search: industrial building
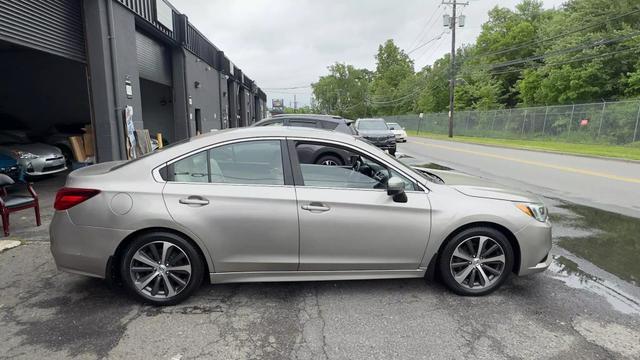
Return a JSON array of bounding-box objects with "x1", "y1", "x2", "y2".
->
[{"x1": 0, "y1": 0, "x2": 267, "y2": 162}]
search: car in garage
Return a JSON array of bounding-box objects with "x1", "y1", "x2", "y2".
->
[
  {"x1": 50, "y1": 126, "x2": 552, "y2": 305},
  {"x1": 387, "y1": 122, "x2": 407, "y2": 143},
  {"x1": 0, "y1": 154, "x2": 22, "y2": 182},
  {"x1": 354, "y1": 118, "x2": 396, "y2": 155},
  {"x1": 0, "y1": 131, "x2": 67, "y2": 177}
]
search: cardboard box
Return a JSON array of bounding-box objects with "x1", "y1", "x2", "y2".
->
[
  {"x1": 83, "y1": 124, "x2": 95, "y2": 157},
  {"x1": 69, "y1": 136, "x2": 86, "y2": 162}
]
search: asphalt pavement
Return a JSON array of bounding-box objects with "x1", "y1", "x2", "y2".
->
[
  {"x1": 398, "y1": 137, "x2": 640, "y2": 219},
  {"x1": 1, "y1": 154, "x2": 640, "y2": 359}
]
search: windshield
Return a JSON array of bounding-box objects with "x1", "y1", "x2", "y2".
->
[
  {"x1": 358, "y1": 120, "x2": 388, "y2": 131},
  {"x1": 387, "y1": 123, "x2": 401, "y2": 129}
]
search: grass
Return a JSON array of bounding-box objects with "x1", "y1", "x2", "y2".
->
[{"x1": 407, "y1": 130, "x2": 640, "y2": 161}]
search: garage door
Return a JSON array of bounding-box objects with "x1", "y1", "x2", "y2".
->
[
  {"x1": 0, "y1": 0, "x2": 85, "y2": 63},
  {"x1": 136, "y1": 31, "x2": 172, "y2": 86}
]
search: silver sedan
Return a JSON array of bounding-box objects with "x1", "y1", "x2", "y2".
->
[{"x1": 50, "y1": 127, "x2": 551, "y2": 305}]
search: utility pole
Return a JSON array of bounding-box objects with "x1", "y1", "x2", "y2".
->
[
  {"x1": 442, "y1": 0, "x2": 468, "y2": 138},
  {"x1": 294, "y1": 94, "x2": 297, "y2": 112}
]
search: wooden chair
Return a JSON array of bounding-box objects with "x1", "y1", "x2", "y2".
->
[{"x1": 0, "y1": 174, "x2": 41, "y2": 237}]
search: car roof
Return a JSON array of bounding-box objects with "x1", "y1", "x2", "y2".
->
[
  {"x1": 356, "y1": 118, "x2": 385, "y2": 121},
  {"x1": 268, "y1": 114, "x2": 350, "y2": 123}
]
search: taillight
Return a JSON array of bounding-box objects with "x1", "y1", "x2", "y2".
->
[{"x1": 54, "y1": 188, "x2": 101, "y2": 210}]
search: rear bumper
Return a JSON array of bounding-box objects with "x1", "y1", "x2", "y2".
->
[
  {"x1": 514, "y1": 220, "x2": 552, "y2": 276},
  {"x1": 49, "y1": 211, "x2": 130, "y2": 278}
]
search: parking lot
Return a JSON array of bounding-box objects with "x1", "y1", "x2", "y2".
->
[{"x1": 1, "y1": 161, "x2": 640, "y2": 360}]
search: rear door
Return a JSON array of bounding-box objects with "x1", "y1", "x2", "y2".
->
[{"x1": 162, "y1": 138, "x2": 299, "y2": 272}]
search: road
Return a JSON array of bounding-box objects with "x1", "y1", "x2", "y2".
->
[{"x1": 398, "y1": 137, "x2": 640, "y2": 219}]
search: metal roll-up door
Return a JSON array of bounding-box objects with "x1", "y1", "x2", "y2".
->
[
  {"x1": 0, "y1": 0, "x2": 86, "y2": 63},
  {"x1": 136, "y1": 31, "x2": 172, "y2": 86}
]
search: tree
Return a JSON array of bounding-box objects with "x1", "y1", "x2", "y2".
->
[
  {"x1": 369, "y1": 40, "x2": 416, "y2": 115},
  {"x1": 311, "y1": 63, "x2": 372, "y2": 119}
]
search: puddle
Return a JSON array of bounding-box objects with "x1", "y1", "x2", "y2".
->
[
  {"x1": 411, "y1": 162, "x2": 453, "y2": 171},
  {"x1": 551, "y1": 201, "x2": 640, "y2": 286},
  {"x1": 549, "y1": 256, "x2": 640, "y2": 314}
]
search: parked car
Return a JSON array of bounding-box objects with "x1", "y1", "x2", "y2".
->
[
  {"x1": 50, "y1": 126, "x2": 551, "y2": 305},
  {"x1": 254, "y1": 114, "x2": 357, "y2": 165},
  {"x1": 0, "y1": 131, "x2": 67, "y2": 177},
  {"x1": 387, "y1": 122, "x2": 407, "y2": 142},
  {"x1": 253, "y1": 114, "x2": 357, "y2": 135},
  {"x1": 355, "y1": 118, "x2": 396, "y2": 155},
  {"x1": 0, "y1": 154, "x2": 22, "y2": 182}
]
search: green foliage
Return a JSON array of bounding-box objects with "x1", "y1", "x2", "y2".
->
[{"x1": 310, "y1": 0, "x2": 640, "y2": 121}]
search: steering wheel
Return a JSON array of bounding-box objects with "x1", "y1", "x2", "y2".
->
[{"x1": 372, "y1": 169, "x2": 389, "y2": 184}]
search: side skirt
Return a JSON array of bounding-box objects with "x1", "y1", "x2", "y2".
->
[{"x1": 210, "y1": 268, "x2": 427, "y2": 284}]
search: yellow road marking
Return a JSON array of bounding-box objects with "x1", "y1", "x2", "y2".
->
[{"x1": 411, "y1": 139, "x2": 640, "y2": 185}]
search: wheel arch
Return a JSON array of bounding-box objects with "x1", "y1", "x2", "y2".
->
[
  {"x1": 107, "y1": 227, "x2": 212, "y2": 284},
  {"x1": 313, "y1": 150, "x2": 347, "y2": 165},
  {"x1": 431, "y1": 221, "x2": 521, "y2": 277}
]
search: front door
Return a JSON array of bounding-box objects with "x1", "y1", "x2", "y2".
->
[
  {"x1": 162, "y1": 139, "x2": 299, "y2": 272},
  {"x1": 291, "y1": 140, "x2": 431, "y2": 271}
]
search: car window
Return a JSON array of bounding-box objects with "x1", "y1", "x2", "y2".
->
[
  {"x1": 289, "y1": 120, "x2": 318, "y2": 128},
  {"x1": 320, "y1": 121, "x2": 338, "y2": 130},
  {"x1": 170, "y1": 151, "x2": 209, "y2": 183},
  {"x1": 387, "y1": 123, "x2": 400, "y2": 130},
  {"x1": 167, "y1": 140, "x2": 285, "y2": 185},
  {"x1": 294, "y1": 141, "x2": 414, "y2": 190},
  {"x1": 209, "y1": 140, "x2": 284, "y2": 185},
  {"x1": 357, "y1": 120, "x2": 388, "y2": 131},
  {"x1": 260, "y1": 119, "x2": 284, "y2": 126}
]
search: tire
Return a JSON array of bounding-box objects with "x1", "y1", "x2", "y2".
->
[
  {"x1": 120, "y1": 232, "x2": 204, "y2": 306},
  {"x1": 315, "y1": 154, "x2": 343, "y2": 166},
  {"x1": 438, "y1": 227, "x2": 513, "y2": 296},
  {"x1": 388, "y1": 148, "x2": 396, "y2": 156}
]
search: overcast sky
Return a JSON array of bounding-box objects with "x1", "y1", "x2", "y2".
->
[{"x1": 171, "y1": 0, "x2": 566, "y2": 107}]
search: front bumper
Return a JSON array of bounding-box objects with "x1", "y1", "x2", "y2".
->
[
  {"x1": 20, "y1": 155, "x2": 67, "y2": 176},
  {"x1": 514, "y1": 220, "x2": 552, "y2": 276},
  {"x1": 50, "y1": 211, "x2": 131, "y2": 278}
]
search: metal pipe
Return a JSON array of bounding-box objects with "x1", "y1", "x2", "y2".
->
[
  {"x1": 105, "y1": 0, "x2": 126, "y2": 159},
  {"x1": 597, "y1": 101, "x2": 606, "y2": 138},
  {"x1": 633, "y1": 101, "x2": 640, "y2": 143}
]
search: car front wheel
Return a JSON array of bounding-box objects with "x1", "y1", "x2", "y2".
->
[
  {"x1": 121, "y1": 232, "x2": 204, "y2": 305},
  {"x1": 438, "y1": 227, "x2": 513, "y2": 296}
]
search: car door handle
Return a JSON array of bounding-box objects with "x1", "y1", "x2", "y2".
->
[
  {"x1": 179, "y1": 196, "x2": 209, "y2": 206},
  {"x1": 301, "y1": 202, "x2": 330, "y2": 212}
]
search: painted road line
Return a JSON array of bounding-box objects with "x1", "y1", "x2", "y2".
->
[{"x1": 411, "y1": 139, "x2": 640, "y2": 185}]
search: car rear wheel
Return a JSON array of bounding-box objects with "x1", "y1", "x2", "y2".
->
[
  {"x1": 121, "y1": 232, "x2": 204, "y2": 305},
  {"x1": 316, "y1": 154, "x2": 343, "y2": 166},
  {"x1": 438, "y1": 227, "x2": 513, "y2": 296}
]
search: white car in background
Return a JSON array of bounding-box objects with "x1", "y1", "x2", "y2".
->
[{"x1": 387, "y1": 122, "x2": 407, "y2": 142}]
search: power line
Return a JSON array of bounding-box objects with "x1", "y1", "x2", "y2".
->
[
  {"x1": 407, "y1": 3, "x2": 443, "y2": 51},
  {"x1": 472, "y1": 7, "x2": 640, "y2": 60},
  {"x1": 407, "y1": 31, "x2": 447, "y2": 55},
  {"x1": 484, "y1": 31, "x2": 640, "y2": 70},
  {"x1": 262, "y1": 85, "x2": 312, "y2": 90}
]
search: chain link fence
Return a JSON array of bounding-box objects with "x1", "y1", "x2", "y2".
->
[{"x1": 384, "y1": 99, "x2": 640, "y2": 145}]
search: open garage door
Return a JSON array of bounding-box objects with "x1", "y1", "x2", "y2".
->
[
  {"x1": 0, "y1": 0, "x2": 86, "y2": 63},
  {"x1": 136, "y1": 31, "x2": 175, "y2": 144}
]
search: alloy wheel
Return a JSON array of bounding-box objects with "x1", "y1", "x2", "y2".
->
[
  {"x1": 321, "y1": 159, "x2": 339, "y2": 166},
  {"x1": 449, "y1": 235, "x2": 505, "y2": 290},
  {"x1": 129, "y1": 241, "x2": 192, "y2": 299}
]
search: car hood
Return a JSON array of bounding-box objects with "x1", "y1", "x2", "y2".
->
[
  {"x1": 413, "y1": 167, "x2": 539, "y2": 203},
  {"x1": 358, "y1": 130, "x2": 393, "y2": 137},
  {"x1": 0, "y1": 143, "x2": 62, "y2": 156}
]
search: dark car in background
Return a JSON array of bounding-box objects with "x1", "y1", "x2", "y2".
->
[
  {"x1": 355, "y1": 118, "x2": 396, "y2": 155},
  {"x1": 253, "y1": 114, "x2": 357, "y2": 135},
  {"x1": 253, "y1": 114, "x2": 357, "y2": 165}
]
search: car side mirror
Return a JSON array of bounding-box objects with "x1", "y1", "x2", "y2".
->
[{"x1": 387, "y1": 177, "x2": 407, "y2": 203}]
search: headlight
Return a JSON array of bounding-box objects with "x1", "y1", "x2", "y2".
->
[
  {"x1": 11, "y1": 150, "x2": 38, "y2": 160},
  {"x1": 516, "y1": 203, "x2": 548, "y2": 222}
]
